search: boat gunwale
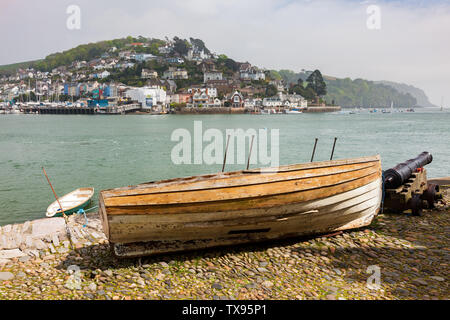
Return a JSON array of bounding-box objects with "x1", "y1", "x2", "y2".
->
[
  {"x1": 101, "y1": 155, "x2": 381, "y2": 197},
  {"x1": 107, "y1": 179, "x2": 382, "y2": 222},
  {"x1": 104, "y1": 162, "x2": 379, "y2": 200},
  {"x1": 104, "y1": 170, "x2": 381, "y2": 210}
]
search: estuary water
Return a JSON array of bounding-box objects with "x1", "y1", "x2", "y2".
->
[{"x1": 0, "y1": 110, "x2": 449, "y2": 225}]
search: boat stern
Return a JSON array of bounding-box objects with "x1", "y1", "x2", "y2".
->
[{"x1": 98, "y1": 191, "x2": 111, "y2": 242}]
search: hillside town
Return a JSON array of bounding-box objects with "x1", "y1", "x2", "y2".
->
[{"x1": 0, "y1": 37, "x2": 335, "y2": 115}]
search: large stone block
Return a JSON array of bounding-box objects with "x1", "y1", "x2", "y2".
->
[
  {"x1": 22, "y1": 221, "x2": 32, "y2": 234},
  {"x1": 31, "y1": 218, "x2": 66, "y2": 238},
  {"x1": 0, "y1": 271, "x2": 15, "y2": 281},
  {"x1": 0, "y1": 258, "x2": 10, "y2": 266},
  {"x1": 0, "y1": 249, "x2": 26, "y2": 259}
]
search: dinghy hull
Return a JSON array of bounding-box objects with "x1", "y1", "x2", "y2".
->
[
  {"x1": 46, "y1": 187, "x2": 95, "y2": 217},
  {"x1": 99, "y1": 156, "x2": 382, "y2": 257}
]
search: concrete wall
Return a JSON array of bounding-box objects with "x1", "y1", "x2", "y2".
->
[
  {"x1": 175, "y1": 107, "x2": 246, "y2": 114},
  {"x1": 303, "y1": 106, "x2": 342, "y2": 113}
]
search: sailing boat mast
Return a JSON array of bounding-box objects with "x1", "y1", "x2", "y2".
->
[{"x1": 441, "y1": 97, "x2": 444, "y2": 112}]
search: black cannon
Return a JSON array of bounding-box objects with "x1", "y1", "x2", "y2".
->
[
  {"x1": 383, "y1": 152, "x2": 442, "y2": 216},
  {"x1": 384, "y1": 152, "x2": 433, "y2": 189}
]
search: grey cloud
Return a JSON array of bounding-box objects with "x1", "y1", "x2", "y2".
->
[{"x1": 0, "y1": 0, "x2": 448, "y2": 104}]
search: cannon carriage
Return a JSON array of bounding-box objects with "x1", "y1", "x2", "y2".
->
[{"x1": 383, "y1": 152, "x2": 442, "y2": 216}]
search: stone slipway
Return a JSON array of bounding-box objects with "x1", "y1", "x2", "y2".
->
[
  {"x1": 0, "y1": 189, "x2": 448, "y2": 300},
  {"x1": 0, "y1": 213, "x2": 107, "y2": 267}
]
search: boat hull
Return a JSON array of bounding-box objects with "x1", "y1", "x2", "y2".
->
[
  {"x1": 99, "y1": 156, "x2": 382, "y2": 256},
  {"x1": 46, "y1": 187, "x2": 95, "y2": 218},
  {"x1": 51, "y1": 199, "x2": 92, "y2": 217}
]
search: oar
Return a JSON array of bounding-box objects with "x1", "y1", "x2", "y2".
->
[{"x1": 42, "y1": 167, "x2": 74, "y2": 248}]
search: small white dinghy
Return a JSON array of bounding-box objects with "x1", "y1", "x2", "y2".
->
[{"x1": 46, "y1": 187, "x2": 95, "y2": 217}]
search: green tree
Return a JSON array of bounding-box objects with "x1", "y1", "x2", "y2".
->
[
  {"x1": 306, "y1": 69, "x2": 327, "y2": 97},
  {"x1": 265, "y1": 84, "x2": 277, "y2": 97},
  {"x1": 173, "y1": 37, "x2": 191, "y2": 56},
  {"x1": 189, "y1": 38, "x2": 211, "y2": 54},
  {"x1": 223, "y1": 58, "x2": 238, "y2": 72}
]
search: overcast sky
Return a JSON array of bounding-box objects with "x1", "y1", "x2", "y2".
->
[{"x1": 0, "y1": 0, "x2": 449, "y2": 105}]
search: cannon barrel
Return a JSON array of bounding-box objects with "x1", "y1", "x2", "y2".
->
[{"x1": 384, "y1": 152, "x2": 433, "y2": 189}]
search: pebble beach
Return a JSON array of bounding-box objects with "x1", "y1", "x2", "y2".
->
[{"x1": 0, "y1": 188, "x2": 448, "y2": 300}]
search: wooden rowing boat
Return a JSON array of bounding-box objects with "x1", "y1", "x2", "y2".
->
[
  {"x1": 99, "y1": 155, "x2": 382, "y2": 257},
  {"x1": 46, "y1": 187, "x2": 95, "y2": 217}
]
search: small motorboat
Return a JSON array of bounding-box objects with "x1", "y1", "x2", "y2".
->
[
  {"x1": 46, "y1": 187, "x2": 95, "y2": 217},
  {"x1": 285, "y1": 109, "x2": 303, "y2": 114}
]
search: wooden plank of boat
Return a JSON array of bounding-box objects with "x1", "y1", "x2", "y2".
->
[
  {"x1": 99, "y1": 155, "x2": 382, "y2": 257},
  {"x1": 46, "y1": 187, "x2": 95, "y2": 217}
]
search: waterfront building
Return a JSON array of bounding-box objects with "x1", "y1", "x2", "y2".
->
[
  {"x1": 167, "y1": 93, "x2": 191, "y2": 105},
  {"x1": 125, "y1": 86, "x2": 167, "y2": 108},
  {"x1": 64, "y1": 83, "x2": 80, "y2": 97},
  {"x1": 187, "y1": 87, "x2": 217, "y2": 99},
  {"x1": 229, "y1": 91, "x2": 244, "y2": 108},
  {"x1": 262, "y1": 97, "x2": 283, "y2": 108}
]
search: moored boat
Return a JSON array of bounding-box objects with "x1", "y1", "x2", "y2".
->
[
  {"x1": 99, "y1": 155, "x2": 382, "y2": 257},
  {"x1": 285, "y1": 109, "x2": 303, "y2": 114},
  {"x1": 46, "y1": 187, "x2": 95, "y2": 217}
]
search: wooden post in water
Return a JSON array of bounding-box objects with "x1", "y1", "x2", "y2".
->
[
  {"x1": 246, "y1": 135, "x2": 255, "y2": 170},
  {"x1": 330, "y1": 137, "x2": 337, "y2": 160},
  {"x1": 222, "y1": 135, "x2": 231, "y2": 172},
  {"x1": 310, "y1": 138, "x2": 318, "y2": 162}
]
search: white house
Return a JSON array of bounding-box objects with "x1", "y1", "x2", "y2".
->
[
  {"x1": 119, "y1": 51, "x2": 134, "y2": 59},
  {"x1": 158, "y1": 46, "x2": 172, "y2": 54},
  {"x1": 92, "y1": 71, "x2": 111, "y2": 79},
  {"x1": 125, "y1": 86, "x2": 167, "y2": 108},
  {"x1": 281, "y1": 93, "x2": 308, "y2": 108},
  {"x1": 187, "y1": 87, "x2": 217, "y2": 99},
  {"x1": 204, "y1": 72, "x2": 223, "y2": 83},
  {"x1": 240, "y1": 68, "x2": 266, "y2": 81},
  {"x1": 262, "y1": 97, "x2": 283, "y2": 108},
  {"x1": 134, "y1": 54, "x2": 156, "y2": 62}
]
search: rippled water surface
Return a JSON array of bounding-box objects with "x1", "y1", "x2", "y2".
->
[{"x1": 0, "y1": 110, "x2": 449, "y2": 225}]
